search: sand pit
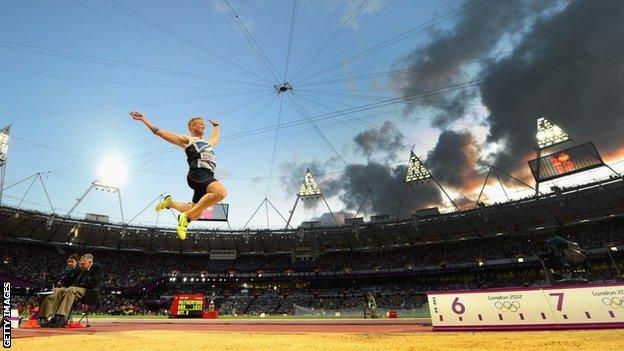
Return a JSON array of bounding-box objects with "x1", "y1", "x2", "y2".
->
[{"x1": 10, "y1": 329, "x2": 624, "y2": 351}]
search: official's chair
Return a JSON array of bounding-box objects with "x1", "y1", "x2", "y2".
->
[{"x1": 67, "y1": 288, "x2": 99, "y2": 328}]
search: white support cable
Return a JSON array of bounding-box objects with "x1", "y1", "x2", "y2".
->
[
  {"x1": 127, "y1": 193, "x2": 163, "y2": 226},
  {"x1": 36, "y1": 172, "x2": 56, "y2": 214},
  {"x1": 102, "y1": 0, "x2": 275, "y2": 85},
  {"x1": 294, "y1": 0, "x2": 489, "y2": 84},
  {"x1": 283, "y1": 0, "x2": 298, "y2": 81},
  {"x1": 69, "y1": 0, "x2": 268, "y2": 86},
  {"x1": 211, "y1": 43, "x2": 624, "y2": 148},
  {"x1": 0, "y1": 40, "x2": 266, "y2": 87},
  {"x1": 222, "y1": 0, "x2": 281, "y2": 82},
  {"x1": 289, "y1": 0, "x2": 371, "y2": 82},
  {"x1": 287, "y1": 91, "x2": 398, "y2": 214},
  {"x1": 16, "y1": 176, "x2": 37, "y2": 209},
  {"x1": 265, "y1": 96, "x2": 285, "y2": 196}
]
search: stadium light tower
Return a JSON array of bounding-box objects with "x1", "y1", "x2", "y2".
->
[
  {"x1": 285, "y1": 169, "x2": 337, "y2": 229},
  {"x1": 298, "y1": 169, "x2": 322, "y2": 197},
  {"x1": 535, "y1": 116, "x2": 571, "y2": 196},
  {"x1": 536, "y1": 117, "x2": 570, "y2": 149},
  {"x1": 4, "y1": 172, "x2": 56, "y2": 213},
  {"x1": 66, "y1": 154, "x2": 128, "y2": 223},
  {"x1": 66, "y1": 180, "x2": 125, "y2": 224},
  {"x1": 0, "y1": 125, "x2": 11, "y2": 206},
  {"x1": 405, "y1": 151, "x2": 460, "y2": 211},
  {"x1": 405, "y1": 151, "x2": 432, "y2": 183}
]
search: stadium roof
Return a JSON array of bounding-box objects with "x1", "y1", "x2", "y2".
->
[{"x1": 2, "y1": 177, "x2": 623, "y2": 254}]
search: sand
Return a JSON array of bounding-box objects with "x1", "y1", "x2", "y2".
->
[{"x1": 10, "y1": 330, "x2": 624, "y2": 351}]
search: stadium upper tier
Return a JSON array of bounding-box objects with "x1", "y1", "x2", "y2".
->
[{"x1": 1, "y1": 176, "x2": 623, "y2": 254}]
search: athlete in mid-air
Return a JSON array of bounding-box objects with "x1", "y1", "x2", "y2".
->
[{"x1": 130, "y1": 111, "x2": 227, "y2": 240}]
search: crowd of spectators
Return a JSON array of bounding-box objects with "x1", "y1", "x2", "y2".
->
[
  {"x1": 0, "y1": 219, "x2": 624, "y2": 288},
  {"x1": 0, "y1": 218, "x2": 624, "y2": 315},
  {"x1": 11, "y1": 263, "x2": 621, "y2": 317},
  {"x1": 210, "y1": 274, "x2": 535, "y2": 316}
]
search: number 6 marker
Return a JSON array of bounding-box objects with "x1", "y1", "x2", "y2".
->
[{"x1": 452, "y1": 297, "x2": 466, "y2": 314}]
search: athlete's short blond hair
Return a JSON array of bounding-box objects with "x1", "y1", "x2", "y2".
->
[{"x1": 187, "y1": 116, "x2": 204, "y2": 131}]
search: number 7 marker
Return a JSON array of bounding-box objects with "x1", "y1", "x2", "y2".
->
[{"x1": 549, "y1": 292, "x2": 564, "y2": 311}]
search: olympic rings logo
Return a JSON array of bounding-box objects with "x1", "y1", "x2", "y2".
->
[
  {"x1": 494, "y1": 301, "x2": 521, "y2": 312},
  {"x1": 601, "y1": 297, "x2": 624, "y2": 309}
]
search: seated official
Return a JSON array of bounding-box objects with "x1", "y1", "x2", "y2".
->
[
  {"x1": 39, "y1": 254, "x2": 102, "y2": 327},
  {"x1": 58, "y1": 253, "x2": 80, "y2": 287}
]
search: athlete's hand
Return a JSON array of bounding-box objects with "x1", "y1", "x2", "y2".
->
[
  {"x1": 208, "y1": 119, "x2": 219, "y2": 126},
  {"x1": 130, "y1": 111, "x2": 146, "y2": 121}
]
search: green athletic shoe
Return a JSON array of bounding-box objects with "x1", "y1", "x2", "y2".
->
[
  {"x1": 155, "y1": 195, "x2": 173, "y2": 212},
  {"x1": 176, "y1": 212, "x2": 189, "y2": 240}
]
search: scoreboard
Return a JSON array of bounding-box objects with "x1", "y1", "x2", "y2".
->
[
  {"x1": 197, "y1": 203, "x2": 229, "y2": 222},
  {"x1": 528, "y1": 142, "x2": 604, "y2": 182},
  {"x1": 428, "y1": 283, "x2": 624, "y2": 331},
  {"x1": 169, "y1": 294, "x2": 205, "y2": 318}
]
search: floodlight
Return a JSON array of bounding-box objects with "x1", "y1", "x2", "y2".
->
[
  {"x1": 516, "y1": 257, "x2": 524, "y2": 263},
  {"x1": 46, "y1": 217, "x2": 54, "y2": 230},
  {"x1": 0, "y1": 126, "x2": 10, "y2": 166},
  {"x1": 298, "y1": 169, "x2": 322, "y2": 197},
  {"x1": 287, "y1": 168, "x2": 337, "y2": 229},
  {"x1": 610, "y1": 246, "x2": 618, "y2": 252},
  {"x1": 536, "y1": 117, "x2": 570, "y2": 149},
  {"x1": 405, "y1": 151, "x2": 431, "y2": 183}
]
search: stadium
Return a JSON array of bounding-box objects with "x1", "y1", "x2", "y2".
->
[{"x1": 2, "y1": 1, "x2": 624, "y2": 350}]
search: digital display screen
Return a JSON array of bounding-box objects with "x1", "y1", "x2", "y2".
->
[
  {"x1": 177, "y1": 300, "x2": 203, "y2": 313},
  {"x1": 169, "y1": 294, "x2": 205, "y2": 317},
  {"x1": 528, "y1": 142, "x2": 604, "y2": 182},
  {"x1": 197, "y1": 203, "x2": 229, "y2": 222}
]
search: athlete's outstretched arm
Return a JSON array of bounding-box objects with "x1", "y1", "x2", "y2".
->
[
  {"x1": 130, "y1": 111, "x2": 188, "y2": 148},
  {"x1": 208, "y1": 119, "x2": 220, "y2": 146}
]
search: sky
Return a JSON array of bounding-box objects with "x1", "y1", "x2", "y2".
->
[{"x1": 1, "y1": 0, "x2": 624, "y2": 230}]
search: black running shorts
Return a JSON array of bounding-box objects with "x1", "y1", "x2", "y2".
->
[{"x1": 187, "y1": 168, "x2": 217, "y2": 203}]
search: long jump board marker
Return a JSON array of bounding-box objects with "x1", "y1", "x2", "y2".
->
[{"x1": 427, "y1": 283, "x2": 624, "y2": 331}]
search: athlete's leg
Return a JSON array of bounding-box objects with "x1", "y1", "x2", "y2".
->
[
  {"x1": 176, "y1": 180, "x2": 226, "y2": 240},
  {"x1": 169, "y1": 201, "x2": 192, "y2": 212},
  {"x1": 187, "y1": 181, "x2": 227, "y2": 220},
  {"x1": 156, "y1": 195, "x2": 192, "y2": 213}
]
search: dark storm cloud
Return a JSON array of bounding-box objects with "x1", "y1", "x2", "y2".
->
[
  {"x1": 392, "y1": 0, "x2": 556, "y2": 127},
  {"x1": 353, "y1": 120, "x2": 405, "y2": 158},
  {"x1": 279, "y1": 0, "x2": 624, "y2": 225},
  {"x1": 427, "y1": 130, "x2": 485, "y2": 191},
  {"x1": 281, "y1": 159, "x2": 443, "y2": 221},
  {"x1": 281, "y1": 119, "x2": 444, "y2": 220},
  {"x1": 480, "y1": 0, "x2": 624, "y2": 174},
  {"x1": 325, "y1": 162, "x2": 442, "y2": 217}
]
